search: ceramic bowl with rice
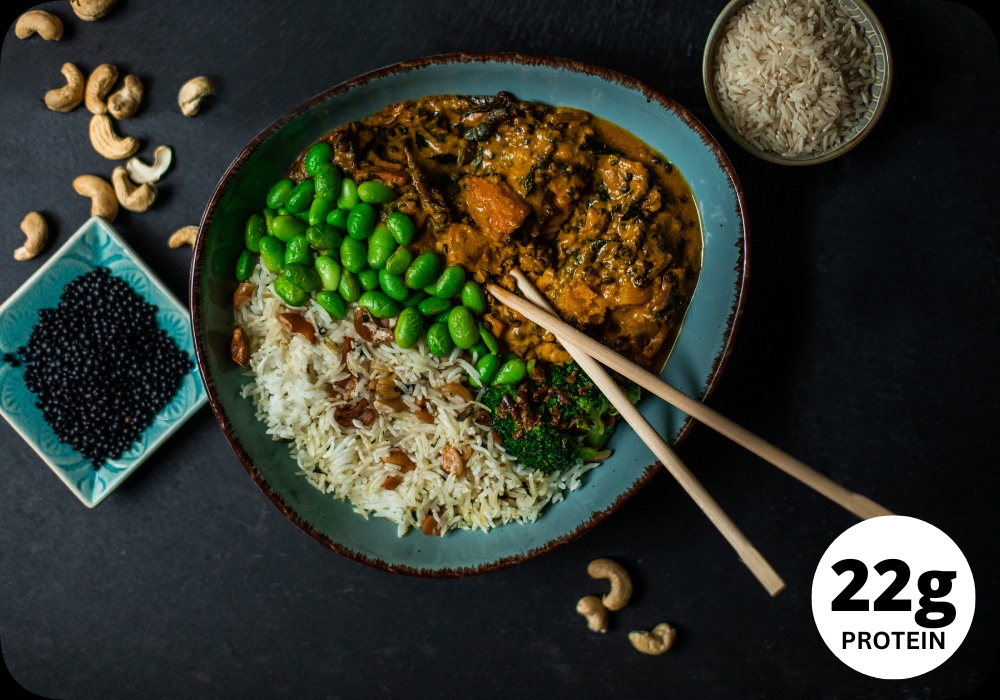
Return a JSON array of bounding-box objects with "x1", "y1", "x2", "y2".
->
[{"x1": 703, "y1": 0, "x2": 892, "y2": 165}]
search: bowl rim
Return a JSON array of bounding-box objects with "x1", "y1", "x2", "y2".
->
[
  {"x1": 190, "y1": 51, "x2": 751, "y2": 577},
  {"x1": 702, "y1": 0, "x2": 894, "y2": 166}
]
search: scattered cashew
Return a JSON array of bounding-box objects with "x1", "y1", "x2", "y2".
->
[
  {"x1": 576, "y1": 596, "x2": 608, "y2": 633},
  {"x1": 89, "y1": 114, "x2": 140, "y2": 160},
  {"x1": 85, "y1": 64, "x2": 118, "y2": 115},
  {"x1": 628, "y1": 623, "x2": 676, "y2": 655},
  {"x1": 177, "y1": 76, "x2": 216, "y2": 116},
  {"x1": 231, "y1": 327, "x2": 250, "y2": 367},
  {"x1": 111, "y1": 166, "x2": 156, "y2": 212},
  {"x1": 44, "y1": 63, "x2": 85, "y2": 113},
  {"x1": 14, "y1": 212, "x2": 48, "y2": 261},
  {"x1": 168, "y1": 226, "x2": 198, "y2": 248},
  {"x1": 107, "y1": 75, "x2": 143, "y2": 119},
  {"x1": 15, "y1": 11, "x2": 64, "y2": 41},
  {"x1": 126, "y1": 146, "x2": 172, "y2": 184},
  {"x1": 69, "y1": 0, "x2": 118, "y2": 22},
  {"x1": 587, "y1": 558, "x2": 633, "y2": 611},
  {"x1": 72, "y1": 175, "x2": 118, "y2": 222},
  {"x1": 441, "y1": 445, "x2": 464, "y2": 477}
]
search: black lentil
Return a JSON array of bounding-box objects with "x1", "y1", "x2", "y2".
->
[{"x1": 18, "y1": 267, "x2": 193, "y2": 469}]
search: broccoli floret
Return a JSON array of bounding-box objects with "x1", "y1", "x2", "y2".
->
[{"x1": 481, "y1": 385, "x2": 578, "y2": 473}]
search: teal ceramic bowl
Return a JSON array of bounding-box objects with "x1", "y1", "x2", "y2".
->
[
  {"x1": 191, "y1": 53, "x2": 748, "y2": 576},
  {"x1": 0, "y1": 216, "x2": 207, "y2": 507}
]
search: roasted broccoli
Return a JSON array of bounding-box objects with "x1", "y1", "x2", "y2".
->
[{"x1": 480, "y1": 385, "x2": 578, "y2": 473}]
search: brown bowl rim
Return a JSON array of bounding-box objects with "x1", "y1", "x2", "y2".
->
[{"x1": 189, "y1": 51, "x2": 750, "y2": 578}]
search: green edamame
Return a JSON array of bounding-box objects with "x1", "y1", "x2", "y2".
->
[
  {"x1": 273, "y1": 276, "x2": 308, "y2": 307},
  {"x1": 304, "y1": 142, "x2": 333, "y2": 175},
  {"x1": 385, "y1": 211, "x2": 415, "y2": 245},
  {"x1": 336, "y1": 178, "x2": 360, "y2": 210},
  {"x1": 378, "y1": 269, "x2": 409, "y2": 302},
  {"x1": 425, "y1": 322, "x2": 454, "y2": 357},
  {"x1": 479, "y1": 324, "x2": 499, "y2": 354},
  {"x1": 306, "y1": 222, "x2": 341, "y2": 250},
  {"x1": 308, "y1": 197, "x2": 332, "y2": 226},
  {"x1": 277, "y1": 207, "x2": 291, "y2": 216},
  {"x1": 315, "y1": 290, "x2": 347, "y2": 319},
  {"x1": 417, "y1": 295, "x2": 451, "y2": 317},
  {"x1": 394, "y1": 307, "x2": 423, "y2": 349},
  {"x1": 384, "y1": 246, "x2": 413, "y2": 276},
  {"x1": 433, "y1": 266, "x2": 466, "y2": 299},
  {"x1": 244, "y1": 213, "x2": 265, "y2": 253},
  {"x1": 346, "y1": 202, "x2": 376, "y2": 240},
  {"x1": 235, "y1": 250, "x2": 256, "y2": 282},
  {"x1": 282, "y1": 263, "x2": 321, "y2": 292},
  {"x1": 285, "y1": 179, "x2": 315, "y2": 214},
  {"x1": 403, "y1": 290, "x2": 427, "y2": 308},
  {"x1": 269, "y1": 215, "x2": 307, "y2": 242},
  {"x1": 357, "y1": 180, "x2": 396, "y2": 204},
  {"x1": 294, "y1": 209, "x2": 311, "y2": 224},
  {"x1": 284, "y1": 235, "x2": 311, "y2": 266},
  {"x1": 492, "y1": 357, "x2": 527, "y2": 386},
  {"x1": 447, "y1": 306, "x2": 478, "y2": 349},
  {"x1": 461, "y1": 281, "x2": 487, "y2": 314},
  {"x1": 263, "y1": 209, "x2": 275, "y2": 235},
  {"x1": 405, "y1": 251, "x2": 440, "y2": 289},
  {"x1": 367, "y1": 228, "x2": 396, "y2": 269},
  {"x1": 358, "y1": 290, "x2": 400, "y2": 319},
  {"x1": 469, "y1": 353, "x2": 500, "y2": 388},
  {"x1": 326, "y1": 207, "x2": 350, "y2": 230},
  {"x1": 358, "y1": 269, "x2": 379, "y2": 291},
  {"x1": 433, "y1": 309, "x2": 452, "y2": 325},
  {"x1": 339, "y1": 236, "x2": 367, "y2": 273},
  {"x1": 314, "y1": 163, "x2": 342, "y2": 202},
  {"x1": 259, "y1": 236, "x2": 286, "y2": 273},
  {"x1": 266, "y1": 178, "x2": 294, "y2": 209},
  {"x1": 314, "y1": 255, "x2": 341, "y2": 291},
  {"x1": 338, "y1": 269, "x2": 361, "y2": 303},
  {"x1": 468, "y1": 340, "x2": 489, "y2": 363}
]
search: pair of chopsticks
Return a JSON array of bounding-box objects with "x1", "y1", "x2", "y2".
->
[{"x1": 488, "y1": 270, "x2": 893, "y2": 597}]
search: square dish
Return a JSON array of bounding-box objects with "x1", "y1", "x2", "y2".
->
[{"x1": 0, "y1": 216, "x2": 207, "y2": 507}]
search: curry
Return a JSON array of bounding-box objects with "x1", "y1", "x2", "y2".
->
[{"x1": 291, "y1": 93, "x2": 702, "y2": 370}]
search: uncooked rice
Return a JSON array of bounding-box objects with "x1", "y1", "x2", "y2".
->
[
  {"x1": 713, "y1": 0, "x2": 875, "y2": 157},
  {"x1": 236, "y1": 263, "x2": 598, "y2": 536}
]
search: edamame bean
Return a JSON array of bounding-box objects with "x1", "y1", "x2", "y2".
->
[
  {"x1": 326, "y1": 208, "x2": 350, "y2": 230},
  {"x1": 405, "y1": 251, "x2": 440, "y2": 289},
  {"x1": 282, "y1": 263, "x2": 321, "y2": 292},
  {"x1": 284, "y1": 235, "x2": 311, "y2": 266},
  {"x1": 461, "y1": 281, "x2": 487, "y2": 314},
  {"x1": 447, "y1": 306, "x2": 478, "y2": 349},
  {"x1": 367, "y1": 228, "x2": 396, "y2": 269},
  {"x1": 479, "y1": 323, "x2": 499, "y2": 354},
  {"x1": 277, "y1": 207, "x2": 291, "y2": 216},
  {"x1": 314, "y1": 163, "x2": 342, "y2": 203},
  {"x1": 403, "y1": 290, "x2": 427, "y2": 308},
  {"x1": 346, "y1": 202, "x2": 376, "y2": 240},
  {"x1": 294, "y1": 209, "x2": 311, "y2": 224},
  {"x1": 235, "y1": 250, "x2": 256, "y2": 282},
  {"x1": 306, "y1": 222, "x2": 341, "y2": 250},
  {"x1": 336, "y1": 178, "x2": 360, "y2": 210},
  {"x1": 468, "y1": 340, "x2": 489, "y2": 364},
  {"x1": 304, "y1": 142, "x2": 333, "y2": 175},
  {"x1": 339, "y1": 236, "x2": 367, "y2": 273},
  {"x1": 315, "y1": 290, "x2": 347, "y2": 318},
  {"x1": 433, "y1": 266, "x2": 466, "y2": 299},
  {"x1": 285, "y1": 179, "x2": 315, "y2": 214},
  {"x1": 378, "y1": 269, "x2": 409, "y2": 302},
  {"x1": 263, "y1": 208, "x2": 275, "y2": 234},
  {"x1": 358, "y1": 290, "x2": 400, "y2": 319},
  {"x1": 338, "y1": 269, "x2": 361, "y2": 303},
  {"x1": 433, "y1": 309, "x2": 452, "y2": 325},
  {"x1": 357, "y1": 180, "x2": 396, "y2": 204},
  {"x1": 425, "y1": 322, "x2": 454, "y2": 357},
  {"x1": 244, "y1": 213, "x2": 265, "y2": 253},
  {"x1": 492, "y1": 357, "x2": 527, "y2": 386},
  {"x1": 358, "y1": 269, "x2": 379, "y2": 291},
  {"x1": 469, "y1": 353, "x2": 500, "y2": 388},
  {"x1": 385, "y1": 211, "x2": 415, "y2": 245},
  {"x1": 308, "y1": 197, "x2": 332, "y2": 227},
  {"x1": 384, "y1": 246, "x2": 413, "y2": 276},
  {"x1": 417, "y1": 295, "x2": 451, "y2": 317},
  {"x1": 273, "y1": 276, "x2": 308, "y2": 307},
  {"x1": 259, "y1": 236, "x2": 286, "y2": 273},
  {"x1": 269, "y1": 215, "x2": 307, "y2": 242},
  {"x1": 314, "y1": 255, "x2": 341, "y2": 291},
  {"x1": 394, "y1": 307, "x2": 423, "y2": 349},
  {"x1": 266, "y1": 178, "x2": 294, "y2": 209}
]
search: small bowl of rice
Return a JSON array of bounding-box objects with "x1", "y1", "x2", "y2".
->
[{"x1": 703, "y1": 0, "x2": 891, "y2": 165}]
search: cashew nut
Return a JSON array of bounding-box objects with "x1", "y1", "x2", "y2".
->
[
  {"x1": 14, "y1": 212, "x2": 48, "y2": 261},
  {"x1": 576, "y1": 596, "x2": 608, "y2": 633},
  {"x1": 587, "y1": 558, "x2": 633, "y2": 611},
  {"x1": 44, "y1": 63, "x2": 85, "y2": 113},
  {"x1": 107, "y1": 75, "x2": 143, "y2": 119},
  {"x1": 628, "y1": 623, "x2": 676, "y2": 655},
  {"x1": 72, "y1": 175, "x2": 118, "y2": 222},
  {"x1": 85, "y1": 64, "x2": 118, "y2": 115},
  {"x1": 89, "y1": 114, "x2": 139, "y2": 160},
  {"x1": 177, "y1": 76, "x2": 216, "y2": 116},
  {"x1": 69, "y1": 0, "x2": 118, "y2": 21},
  {"x1": 126, "y1": 146, "x2": 172, "y2": 184},
  {"x1": 168, "y1": 226, "x2": 198, "y2": 248},
  {"x1": 15, "y1": 11, "x2": 64, "y2": 41},
  {"x1": 111, "y1": 166, "x2": 157, "y2": 212}
]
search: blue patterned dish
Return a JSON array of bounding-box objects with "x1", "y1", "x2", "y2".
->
[{"x1": 0, "y1": 216, "x2": 207, "y2": 507}]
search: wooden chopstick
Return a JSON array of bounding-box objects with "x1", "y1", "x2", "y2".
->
[
  {"x1": 488, "y1": 278, "x2": 892, "y2": 521},
  {"x1": 507, "y1": 271, "x2": 785, "y2": 597}
]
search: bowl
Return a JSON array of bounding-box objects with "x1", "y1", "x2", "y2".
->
[
  {"x1": 191, "y1": 53, "x2": 749, "y2": 576},
  {"x1": 0, "y1": 216, "x2": 207, "y2": 507},
  {"x1": 702, "y1": 0, "x2": 892, "y2": 165}
]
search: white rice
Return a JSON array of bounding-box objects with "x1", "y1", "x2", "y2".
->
[
  {"x1": 713, "y1": 0, "x2": 875, "y2": 157},
  {"x1": 235, "y1": 263, "x2": 597, "y2": 536}
]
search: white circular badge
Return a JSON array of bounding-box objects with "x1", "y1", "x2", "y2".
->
[{"x1": 811, "y1": 516, "x2": 975, "y2": 680}]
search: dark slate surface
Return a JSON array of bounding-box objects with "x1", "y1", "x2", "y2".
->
[{"x1": 1, "y1": 1, "x2": 997, "y2": 698}]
